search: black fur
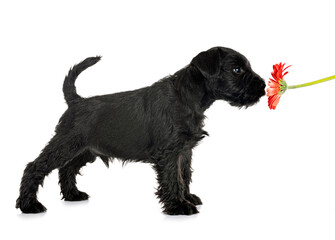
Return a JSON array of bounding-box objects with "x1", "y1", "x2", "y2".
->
[{"x1": 16, "y1": 47, "x2": 265, "y2": 215}]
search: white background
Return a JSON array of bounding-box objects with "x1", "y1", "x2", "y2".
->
[{"x1": 1, "y1": 0, "x2": 335, "y2": 239}]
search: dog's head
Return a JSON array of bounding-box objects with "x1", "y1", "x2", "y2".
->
[{"x1": 191, "y1": 47, "x2": 266, "y2": 108}]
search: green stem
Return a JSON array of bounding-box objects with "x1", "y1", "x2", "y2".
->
[{"x1": 287, "y1": 75, "x2": 335, "y2": 89}]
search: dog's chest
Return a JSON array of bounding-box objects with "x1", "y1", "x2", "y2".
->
[{"x1": 173, "y1": 110, "x2": 207, "y2": 145}]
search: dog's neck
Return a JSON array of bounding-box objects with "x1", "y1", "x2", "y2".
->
[{"x1": 172, "y1": 66, "x2": 215, "y2": 113}]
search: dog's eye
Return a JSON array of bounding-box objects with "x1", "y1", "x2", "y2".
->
[{"x1": 233, "y1": 67, "x2": 241, "y2": 74}]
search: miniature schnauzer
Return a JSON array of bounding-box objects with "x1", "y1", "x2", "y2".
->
[{"x1": 16, "y1": 47, "x2": 266, "y2": 215}]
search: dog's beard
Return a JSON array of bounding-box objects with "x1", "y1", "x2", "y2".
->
[
  {"x1": 227, "y1": 94, "x2": 262, "y2": 108},
  {"x1": 236, "y1": 93, "x2": 263, "y2": 108},
  {"x1": 216, "y1": 87, "x2": 265, "y2": 108}
]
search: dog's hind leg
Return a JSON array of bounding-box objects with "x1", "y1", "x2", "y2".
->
[
  {"x1": 58, "y1": 150, "x2": 96, "y2": 201},
  {"x1": 16, "y1": 133, "x2": 86, "y2": 213},
  {"x1": 153, "y1": 151, "x2": 199, "y2": 215}
]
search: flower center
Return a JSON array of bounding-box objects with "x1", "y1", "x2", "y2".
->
[{"x1": 278, "y1": 79, "x2": 287, "y2": 95}]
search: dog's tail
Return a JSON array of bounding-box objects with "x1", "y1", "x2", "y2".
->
[{"x1": 63, "y1": 56, "x2": 101, "y2": 106}]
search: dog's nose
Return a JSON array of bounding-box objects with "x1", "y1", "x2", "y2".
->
[
  {"x1": 255, "y1": 77, "x2": 266, "y2": 96},
  {"x1": 260, "y1": 80, "x2": 266, "y2": 95},
  {"x1": 253, "y1": 74, "x2": 266, "y2": 89}
]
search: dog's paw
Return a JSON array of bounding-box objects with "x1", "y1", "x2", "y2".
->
[
  {"x1": 164, "y1": 201, "x2": 199, "y2": 215},
  {"x1": 16, "y1": 198, "x2": 47, "y2": 214},
  {"x1": 186, "y1": 194, "x2": 202, "y2": 206},
  {"x1": 62, "y1": 190, "x2": 89, "y2": 201}
]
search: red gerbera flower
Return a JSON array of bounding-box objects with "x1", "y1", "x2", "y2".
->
[
  {"x1": 267, "y1": 63, "x2": 291, "y2": 110},
  {"x1": 266, "y1": 62, "x2": 335, "y2": 110}
]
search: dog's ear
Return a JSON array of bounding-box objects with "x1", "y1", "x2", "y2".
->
[{"x1": 191, "y1": 47, "x2": 222, "y2": 79}]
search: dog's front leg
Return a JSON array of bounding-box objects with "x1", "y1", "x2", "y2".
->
[
  {"x1": 153, "y1": 152, "x2": 199, "y2": 215},
  {"x1": 179, "y1": 150, "x2": 203, "y2": 206}
]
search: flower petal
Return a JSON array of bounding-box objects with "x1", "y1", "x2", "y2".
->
[
  {"x1": 268, "y1": 81, "x2": 279, "y2": 88},
  {"x1": 268, "y1": 95, "x2": 281, "y2": 110},
  {"x1": 283, "y1": 65, "x2": 291, "y2": 72},
  {"x1": 271, "y1": 72, "x2": 278, "y2": 81},
  {"x1": 266, "y1": 87, "x2": 280, "y2": 96}
]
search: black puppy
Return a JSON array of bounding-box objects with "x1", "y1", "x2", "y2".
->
[{"x1": 16, "y1": 47, "x2": 265, "y2": 215}]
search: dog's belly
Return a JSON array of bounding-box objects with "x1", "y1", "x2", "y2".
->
[{"x1": 89, "y1": 120, "x2": 151, "y2": 161}]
